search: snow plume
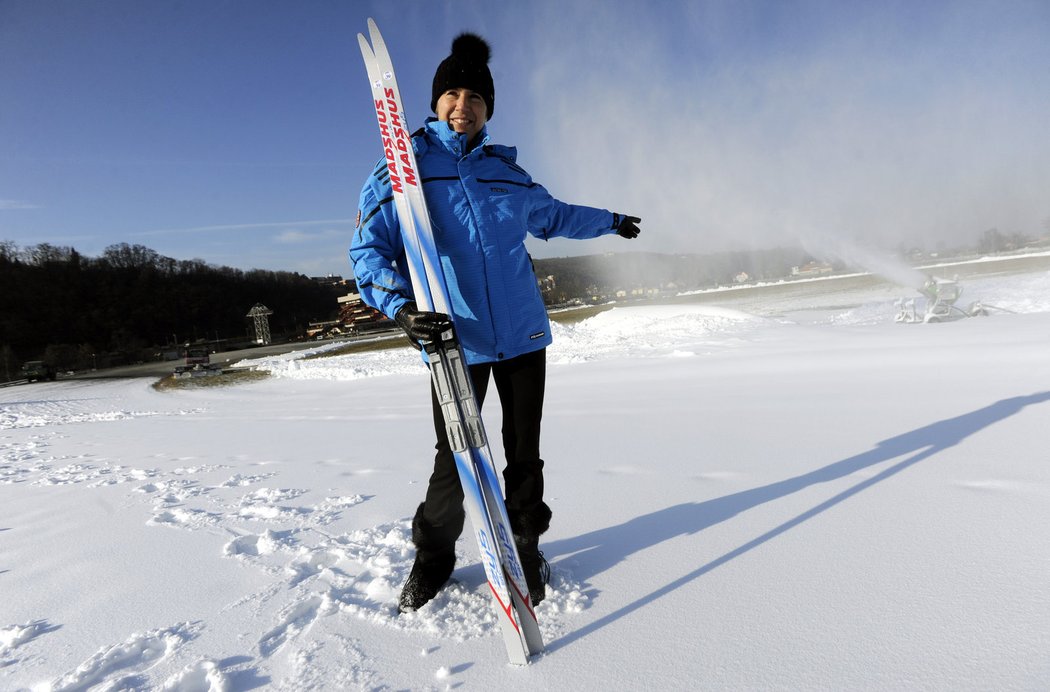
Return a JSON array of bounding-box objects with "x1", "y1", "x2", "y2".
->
[
  {"x1": 801, "y1": 232, "x2": 927, "y2": 290},
  {"x1": 519, "y1": 2, "x2": 1050, "y2": 259}
]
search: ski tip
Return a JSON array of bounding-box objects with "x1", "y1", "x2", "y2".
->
[
  {"x1": 367, "y1": 17, "x2": 385, "y2": 47},
  {"x1": 357, "y1": 33, "x2": 375, "y2": 62}
]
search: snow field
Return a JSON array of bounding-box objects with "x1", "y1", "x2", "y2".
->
[{"x1": 2, "y1": 263, "x2": 1049, "y2": 690}]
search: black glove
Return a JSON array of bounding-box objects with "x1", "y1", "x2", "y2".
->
[
  {"x1": 616, "y1": 214, "x2": 641, "y2": 239},
  {"x1": 394, "y1": 302, "x2": 452, "y2": 344}
]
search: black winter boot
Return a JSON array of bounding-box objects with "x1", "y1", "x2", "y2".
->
[
  {"x1": 509, "y1": 503, "x2": 553, "y2": 606},
  {"x1": 398, "y1": 503, "x2": 462, "y2": 614},
  {"x1": 399, "y1": 552, "x2": 455, "y2": 613},
  {"x1": 515, "y1": 534, "x2": 551, "y2": 606}
]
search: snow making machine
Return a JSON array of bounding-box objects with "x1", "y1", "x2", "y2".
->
[{"x1": 895, "y1": 276, "x2": 999, "y2": 324}]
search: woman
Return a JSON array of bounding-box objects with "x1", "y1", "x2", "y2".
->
[{"x1": 350, "y1": 32, "x2": 641, "y2": 613}]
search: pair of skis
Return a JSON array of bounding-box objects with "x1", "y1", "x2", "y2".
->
[{"x1": 357, "y1": 18, "x2": 544, "y2": 665}]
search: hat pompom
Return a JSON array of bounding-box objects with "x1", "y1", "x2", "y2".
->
[{"x1": 451, "y1": 33, "x2": 491, "y2": 64}]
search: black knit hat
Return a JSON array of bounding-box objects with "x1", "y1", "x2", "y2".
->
[{"x1": 430, "y1": 33, "x2": 495, "y2": 119}]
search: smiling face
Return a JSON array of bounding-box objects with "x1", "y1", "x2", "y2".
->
[{"x1": 435, "y1": 87, "x2": 488, "y2": 144}]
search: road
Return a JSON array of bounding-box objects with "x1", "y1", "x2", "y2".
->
[{"x1": 61, "y1": 336, "x2": 383, "y2": 381}]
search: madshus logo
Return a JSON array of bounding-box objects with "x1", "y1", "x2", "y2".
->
[{"x1": 374, "y1": 87, "x2": 416, "y2": 194}]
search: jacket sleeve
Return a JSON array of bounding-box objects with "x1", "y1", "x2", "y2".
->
[
  {"x1": 523, "y1": 182, "x2": 619, "y2": 242},
  {"x1": 348, "y1": 167, "x2": 413, "y2": 320}
]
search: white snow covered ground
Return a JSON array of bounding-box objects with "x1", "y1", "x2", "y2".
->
[{"x1": 2, "y1": 256, "x2": 1049, "y2": 691}]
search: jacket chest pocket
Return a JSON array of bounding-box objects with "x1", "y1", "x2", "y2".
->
[{"x1": 473, "y1": 187, "x2": 524, "y2": 234}]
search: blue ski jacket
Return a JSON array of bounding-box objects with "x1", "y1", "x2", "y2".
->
[{"x1": 350, "y1": 119, "x2": 622, "y2": 364}]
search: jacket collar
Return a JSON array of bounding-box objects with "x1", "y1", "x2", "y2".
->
[{"x1": 423, "y1": 118, "x2": 490, "y2": 158}]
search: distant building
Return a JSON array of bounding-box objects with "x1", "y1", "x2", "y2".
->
[
  {"x1": 337, "y1": 293, "x2": 393, "y2": 334},
  {"x1": 311, "y1": 275, "x2": 345, "y2": 287},
  {"x1": 791, "y1": 262, "x2": 834, "y2": 277}
]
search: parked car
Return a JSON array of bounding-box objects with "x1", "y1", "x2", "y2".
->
[{"x1": 22, "y1": 360, "x2": 57, "y2": 383}]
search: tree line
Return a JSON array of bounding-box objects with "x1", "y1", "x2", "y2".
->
[
  {"x1": 0, "y1": 241, "x2": 342, "y2": 380},
  {"x1": 5, "y1": 227, "x2": 1042, "y2": 380}
]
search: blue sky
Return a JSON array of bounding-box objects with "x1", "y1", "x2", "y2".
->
[{"x1": 2, "y1": 0, "x2": 1049, "y2": 276}]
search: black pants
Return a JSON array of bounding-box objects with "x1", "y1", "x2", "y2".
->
[{"x1": 420, "y1": 348, "x2": 546, "y2": 537}]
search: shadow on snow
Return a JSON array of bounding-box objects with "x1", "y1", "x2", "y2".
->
[{"x1": 546, "y1": 391, "x2": 1050, "y2": 651}]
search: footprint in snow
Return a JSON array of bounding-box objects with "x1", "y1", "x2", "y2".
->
[
  {"x1": 148, "y1": 507, "x2": 221, "y2": 530},
  {"x1": 30, "y1": 460, "x2": 99, "y2": 486},
  {"x1": 223, "y1": 529, "x2": 298, "y2": 559},
  {"x1": 258, "y1": 595, "x2": 335, "y2": 657},
  {"x1": 286, "y1": 548, "x2": 346, "y2": 586},
  {"x1": 235, "y1": 487, "x2": 313, "y2": 522},
  {"x1": 87, "y1": 465, "x2": 158, "y2": 488},
  {"x1": 43, "y1": 622, "x2": 199, "y2": 692},
  {"x1": 307, "y1": 494, "x2": 367, "y2": 527},
  {"x1": 137, "y1": 478, "x2": 211, "y2": 506},
  {"x1": 1, "y1": 620, "x2": 59, "y2": 664},
  {"x1": 161, "y1": 658, "x2": 230, "y2": 691},
  {"x1": 218, "y1": 472, "x2": 275, "y2": 488}
]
